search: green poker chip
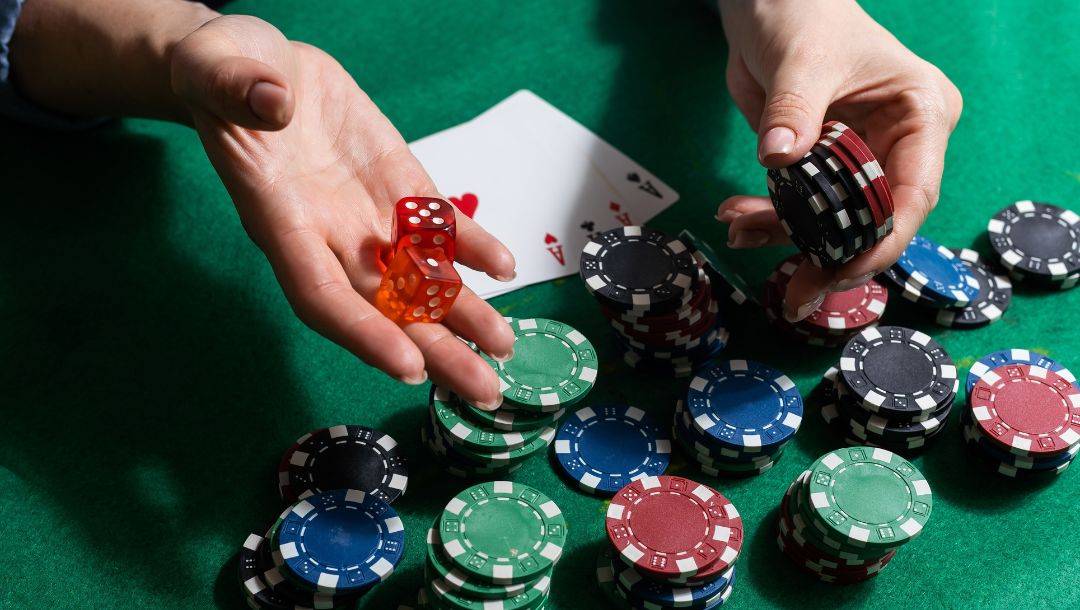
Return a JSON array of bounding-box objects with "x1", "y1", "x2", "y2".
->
[
  {"x1": 426, "y1": 523, "x2": 549, "y2": 600},
  {"x1": 438, "y1": 481, "x2": 567, "y2": 585},
  {"x1": 425, "y1": 525, "x2": 551, "y2": 608},
  {"x1": 462, "y1": 401, "x2": 567, "y2": 432},
  {"x1": 484, "y1": 317, "x2": 598, "y2": 411},
  {"x1": 789, "y1": 472, "x2": 890, "y2": 561},
  {"x1": 433, "y1": 418, "x2": 557, "y2": 466},
  {"x1": 431, "y1": 386, "x2": 543, "y2": 451},
  {"x1": 803, "y1": 446, "x2": 933, "y2": 551}
]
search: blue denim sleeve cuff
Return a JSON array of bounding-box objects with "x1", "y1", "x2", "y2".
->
[{"x1": 0, "y1": 0, "x2": 108, "y2": 129}]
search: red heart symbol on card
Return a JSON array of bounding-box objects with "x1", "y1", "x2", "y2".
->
[
  {"x1": 544, "y1": 233, "x2": 558, "y2": 244},
  {"x1": 449, "y1": 193, "x2": 479, "y2": 218},
  {"x1": 610, "y1": 202, "x2": 621, "y2": 212}
]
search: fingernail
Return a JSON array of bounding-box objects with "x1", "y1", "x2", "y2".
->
[
  {"x1": 784, "y1": 292, "x2": 826, "y2": 323},
  {"x1": 399, "y1": 371, "x2": 428, "y2": 385},
  {"x1": 834, "y1": 272, "x2": 877, "y2": 292},
  {"x1": 728, "y1": 229, "x2": 770, "y2": 249},
  {"x1": 716, "y1": 209, "x2": 742, "y2": 223},
  {"x1": 758, "y1": 127, "x2": 796, "y2": 163},
  {"x1": 470, "y1": 395, "x2": 503, "y2": 412},
  {"x1": 248, "y1": 81, "x2": 289, "y2": 127},
  {"x1": 489, "y1": 271, "x2": 517, "y2": 282},
  {"x1": 491, "y1": 348, "x2": 514, "y2": 363}
]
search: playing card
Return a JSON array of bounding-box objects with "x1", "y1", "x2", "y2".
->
[{"x1": 408, "y1": 91, "x2": 679, "y2": 299}]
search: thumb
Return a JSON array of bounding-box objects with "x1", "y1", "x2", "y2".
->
[
  {"x1": 170, "y1": 17, "x2": 295, "y2": 130},
  {"x1": 757, "y1": 60, "x2": 837, "y2": 168}
]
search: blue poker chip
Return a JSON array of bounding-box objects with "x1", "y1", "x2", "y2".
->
[
  {"x1": 615, "y1": 558, "x2": 735, "y2": 608},
  {"x1": 891, "y1": 235, "x2": 980, "y2": 307},
  {"x1": 673, "y1": 400, "x2": 784, "y2": 462},
  {"x1": 686, "y1": 359, "x2": 804, "y2": 452},
  {"x1": 554, "y1": 404, "x2": 670, "y2": 495},
  {"x1": 965, "y1": 348, "x2": 1078, "y2": 394},
  {"x1": 274, "y1": 489, "x2": 405, "y2": 593}
]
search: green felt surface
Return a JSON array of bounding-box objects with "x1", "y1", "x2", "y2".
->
[{"x1": 1, "y1": 0, "x2": 1079, "y2": 608}]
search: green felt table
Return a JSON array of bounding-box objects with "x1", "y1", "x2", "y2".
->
[{"x1": 2, "y1": 0, "x2": 1079, "y2": 608}]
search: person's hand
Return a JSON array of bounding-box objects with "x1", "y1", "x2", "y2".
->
[
  {"x1": 170, "y1": 15, "x2": 517, "y2": 409},
  {"x1": 716, "y1": 0, "x2": 962, "y2": 321}
]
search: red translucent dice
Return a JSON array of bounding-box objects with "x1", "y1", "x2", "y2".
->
[
  {"x1": 374, "y1": 246, "x2": 462, "y2": 324},
  {"x1": 392, "y1": 197, "x2": 457, "y2": 261}
]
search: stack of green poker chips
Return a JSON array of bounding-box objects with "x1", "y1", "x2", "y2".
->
[
  {"x1": 422, "y1": 317, "x2": 597, "y2": 478},
  {"x1": 422, "y1": 481, "x2": 565, "y2": 609},
  {"x1": 775, "y1": 446, "x2": 934, "y2": 584}
]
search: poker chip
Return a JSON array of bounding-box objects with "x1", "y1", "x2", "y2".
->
[
  {"x1": 987, "y1": 200, "x2": 1080, "y2": 281},
  {"x1": 606, "y1": 475, "x2": 743, "y2": 580},
  {"x1": 773, "y1": 464, "x2": 920, "y2": 585},
  {"x1": 431, "y1": 387, "x2": 543, "y2": 451},
  {"x1": 237, "y1": 532, "x2": 309, "y2": 610},
  {"x1": 424, "y1": 525, "x2": 535, "y2": 600},
  {"x1": 839, "y1": 326, "x2": 957, "y2": 418},
  {"x1": 281, "y1": 425, "x2": 408, "y2": 506},
  {"x1": 553, "y1": 404, "x2": 671, "y2": 496},
  {"x1": 273, "y1": 489, "x2": 405, "y2": 594},
  {"x1": 933, "y1": 248, "x2": 1012, "y2": 327},
  {"x1": 766, "y1": 165, "x2": 847, "y2": 266},
  {"x1": 612, "y1": 552, "x2": 734, "y2": 607},
  {"x1": 968, "y1": 363, "x2": 1080, "y2": 456},
  {"x1": 889, "y1": 235, "x2": 980, "y2": 307},
  {"x1": 579, "y1": 225, "x2": 698, "y2": 312},
  {"x1": 766, "y1": 121, "x2": 893, "y2": 267},
  {"x1": 685, "y1": 359, "x2": 804, "y2": 453},
  {"x1": 960, "y1": 410, "x2": 1079, "y2": 470},
  {"x1": 595, "y1": 548, "x2": 623, "y2": 607},
  {"x1": 761, "y1": 255, "x2": 886, "y2": 348},
  {"x1": 483, "y1": 317, "x2": 598, "y2": 410},
  {"x1": 679, "y1": 229, "x2": 754, "y2": 308},
  {"x1": 965, "y1": 348, "x2": 1077, "y2": 394},
  {"x1": 614, "y1": 564, "x2": 737, "y2": 609},
  {"x1": 804, "y1": 447, "x2": 933, "y2": 550},
  {"x1": 580, "y1": 227, "x2": 733, "y2": 376},
  {"x1": 439, "y1": 481, "x2": 567, "y2": 585}
]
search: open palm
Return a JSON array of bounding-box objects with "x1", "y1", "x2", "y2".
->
[{"x1": 171, "y1": 16, "x2": 515, "y2": 408}]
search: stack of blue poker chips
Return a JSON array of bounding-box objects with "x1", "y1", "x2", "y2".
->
[
  {"x1": 553, "y1": 403, "x2": 671, "y2": 496},
  {"x1": 674, "y1": 359, "x2": 804, "y2": 477},
  {"x1": 879, "y1": 236, "x2": 1012, "y2": 329},
  {"x1": 237, "y1": 469, "x2": 407, "y2": 608}
]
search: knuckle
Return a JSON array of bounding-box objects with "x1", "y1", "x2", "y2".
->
[{"x1": 763, "y1": 89, "x2": 816, "y2": 123}]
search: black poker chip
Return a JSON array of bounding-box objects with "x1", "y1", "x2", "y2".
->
[
  {"x1": 934, "y1": 248, "x2": 1012, "y2": 327},
  {"x1": 678, "y1": 229, "x2": 755, "y2": 308},
  {"x1": 579, "y1": 226, "x2": 698, "y2": 313},
  {"x1": 283, "y1": 425, "x2": 409, "y2": 505},
  {"x1": 767, "y1": 166, "x2": 848, "y2": 267},
  {"x1": 987, "y1": 200, "x2": 1080, "y2": 280},
  {"x1": 793, "y1": 152, "x2": 863, "y2": 260},
  {"x1": 810, "y1": 144, "x2": 877, "y2": 252},
  {"x1": 839, "y1": 326, "x2": 957, "y2": 419}
]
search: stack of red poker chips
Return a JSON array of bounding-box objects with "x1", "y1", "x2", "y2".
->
[
  {"x1": 600, "y1": 475, "x2": 743, "y2": 606},
  {"x1": 762, "y1": 254, "x2": 888, "y2": 347},
  {"x1": 766, "y1": 121, "x2": 894, "y2": 268}
]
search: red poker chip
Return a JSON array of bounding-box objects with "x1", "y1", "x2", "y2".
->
[
  {"x1": 610, "y1": 299, "x2": 719, "y2": 344},
  {"x1": 818, "y1": 134, "x2": 889, "y2": 236},
  {"x1": 970, "y1": 363, "x2": 1080, "y2": 456},
  {"x1": 276, "y1": 441, "x2": 301, "y2": 503},
  {"x1": 776, "y1": 531, "x2": 894, "y2": 577},
  {"x1": 823, "y1": 121, "x2": 895, "y2": 219},
  {"x1": 606, "y1": 475, "x2": 743, "y2": 580},
  {"x1": 770, "y1": 254, "x2": 887, "y2": 333},
  {"x1": 604, "y1": 271, "x2": 714, "y2": 328}
]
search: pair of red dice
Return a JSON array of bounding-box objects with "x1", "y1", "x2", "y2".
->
[{"x1": 374, "y1": 197, "x2": 462, "y2": 325}]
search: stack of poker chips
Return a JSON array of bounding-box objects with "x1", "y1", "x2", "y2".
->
[
  {"x1": 598, "y1": 475, "x2": 742, "y2": 608},
  {"x1": 987, "y1": 200, "x2": 1080, "y2": 290},
  {"x1": 763, "y1": 253, "x2": 888, "y2": 347},
  {"x1": 579, "y1": 226, "x2": 730, "y2": 377},
  {"x1": 960, "y1": 349, "x2": 1080, "y2": 479},
  {"x1": 240, "y1": 426, "x2": 410, "y2": 609},
  {"x1": 776, "y1": 447, "x2": 933, "y2": 584},
  {"x1": 422, "y1": 315, "x2": 594, "y2": 477},
  {"x1": 672, "y1": 359, "x2": 803, "y2": 477},
  {"x1": 819, "y1": 326, "x2": 957, "y2": 453},
  {"x1": 553, "y1": 403, "x2": 671, "y2": 496},
  {"x1": 880, "y1": 235, "x2": 1012, "y2": 329},
  {"x1": 767, "y1": 121, "x2": 894, "y2": 267},
  {"x1": 420, "y1": 481, "x2": 564, "y2": 610},
  {"x1": 238, "y1": 489, "x2": 405, "y2": 609}
]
